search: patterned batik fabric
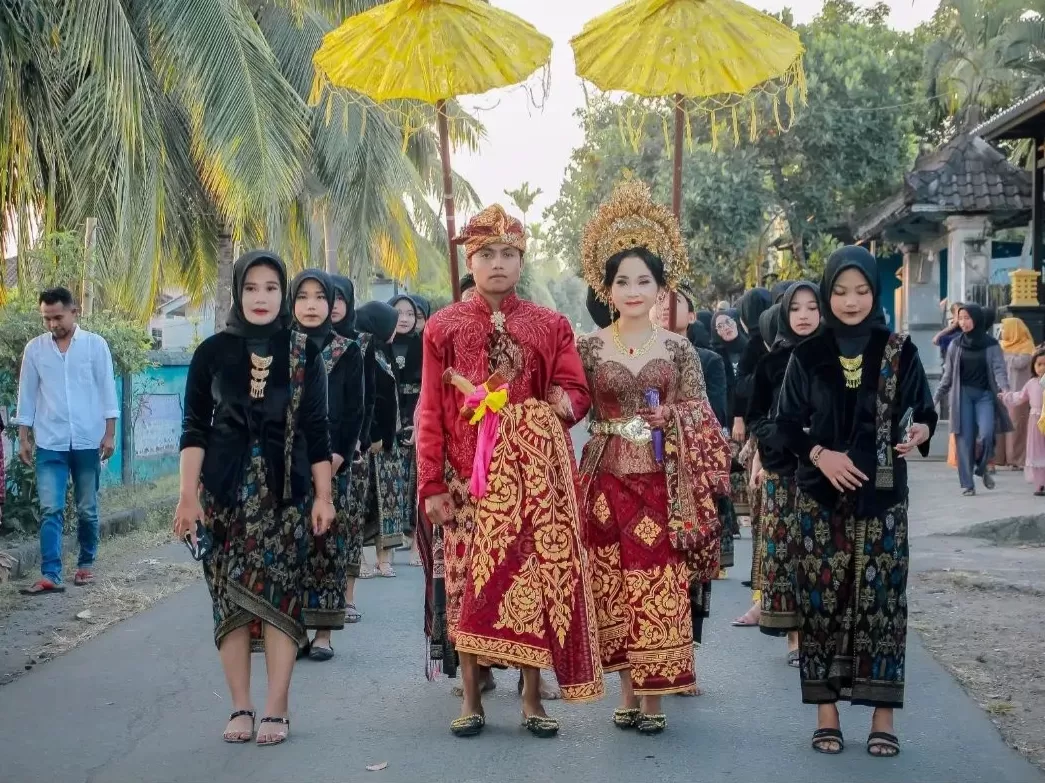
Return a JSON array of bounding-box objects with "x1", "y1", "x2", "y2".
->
[
  {"x1": 749, "y1": 479, "x2": 764, "y2": 591},
  {"x1": 794, "y1": 491, "x2": 909, "y2": 708},
  {"x1": 718, "y1": 496, "x2": 736, "y2": 568},
  {"x1": 201, "y1": 446, "x2": 310, "y2": 649},
  {"x1": 301, "y1": 471, "x2": 350, "y2": 630},
  {"x1": 758, "y1": 471, "x2": 799, "y2": 633},
  {"x1": 585, "y1": 470, "x2": 695, "y2": 695},
  {"x1": 367, "y1": 444, "x2": 405, "y2": 551},
  {"x1": 345, "y1": 456, "x2": 369, "y2": 578},
  {"x1": 399, "y1": 442, "x2": 418, "y2": 535},
  {"x1": 449, "y1": 401, "x2": 605, "y2": 703}
]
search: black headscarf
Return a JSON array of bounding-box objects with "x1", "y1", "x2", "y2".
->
[
  {"x1": 737, "y1": 288, "x2": 773, "y2": 338},
  {"x1": 460, "y1": 274, "x2": 476, "y2": 296},
  {"x1": 290, "y1": 268, "x2": 334, "y2": 350},
  {"x1": 411, "y1": 294, "x2": 432, "y2": 321},
  {"x1": 759, "y1": 304, "x2": 781, "y2": 350},
  {"x1": 224, "y1": 250, "x2": 290, "y2": 339},
  {"x1": 711, "y1": 308, "x2": 747, "y2": 357},
  {"x1": 821, "y1": 245, "x2": 881, "y2": 354},
  {"x1": 586, "y1": 286, "x2": 613, "y2": 329},
  {"x1": 696, "y1": 309, "x2": 713, "y2": 332},
  {"x1": 770, "y1": 280, "x2": 790, "y2": 304},
  {"x1": 776, "y1": 280, "x2": 822, "y2": 348},
  {"x1": 387, "y1": 294, "x2": 419, "y2": 334},
  {"x1": 982, "y1": 306, "x2": 997, "y2": 333},
  {"x1": 959, "y1": 303, "x2": 992, "y2": 351},
  {"x1": 330, "y1": 274, "x2": 356, "y2": 336},
  {"x1": 688, "y1": 321, "x2": 712, "y2": 349},
  {"x1": 355, "y1": 301, "x2": 399, "y2": 343}
]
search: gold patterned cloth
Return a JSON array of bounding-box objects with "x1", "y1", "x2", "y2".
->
[
  {"x1": 447, "y1": 399, "x2": 604, "y2": 703},
  {"x1": 452, "y1": 204, "x2": 527, "y2": 259}
]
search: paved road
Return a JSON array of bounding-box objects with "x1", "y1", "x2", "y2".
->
[{"x1": 0, "y1": 529, "x2": 1041, "y2": 783}]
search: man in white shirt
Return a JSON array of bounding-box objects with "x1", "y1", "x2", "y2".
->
[{"x1": 14, "y1": 287, "x2": 119, "y2": 594}]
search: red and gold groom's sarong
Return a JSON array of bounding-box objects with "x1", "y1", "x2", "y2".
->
[{"x1": 443, "y1": 400, "x2": 604, "y2": 703}]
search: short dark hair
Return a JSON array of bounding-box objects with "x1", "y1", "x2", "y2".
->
[
  {"x1": 39, "y1": 287, "x2": 75, "y2": 308},
  {"x1": 460, "y1": 273, "x2": 475, "y2": 292}
]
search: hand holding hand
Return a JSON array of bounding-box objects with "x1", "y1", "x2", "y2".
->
[{"x1": 640, "y1": 405, "x2": 669, "y2": 429}]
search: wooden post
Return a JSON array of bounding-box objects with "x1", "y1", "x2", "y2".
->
[
  {"x1": 668, "y1": 94, "x2": 685, "y2": 327},
  {"x1": 1034, "y1": 135, "x2": 1044, "y2": 305},
  {"x1": 120, "y1": 373, "x2": 133, "y2": 485},
  {"x1": 437, "y1": 100, "x2": 462, "y2": 302}
]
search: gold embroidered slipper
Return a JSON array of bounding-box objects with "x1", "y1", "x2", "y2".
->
[
  {"x1": 613, "y1": 707, "x2": 640, "y2": 729},
  {"x1": 450, "y1": 713, "x2": 485, "y2": 738},
  {"x1": 637, "y1": 713, "x2": 667, "y2": 734},
  {"x1": 521, "y1": 714, "x2": 559, "y2": 739}
]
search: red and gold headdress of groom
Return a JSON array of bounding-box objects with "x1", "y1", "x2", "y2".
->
[
  {"x1": 452, "y1": 204, "x2": 527, "y2": 259},
  {"x1": 580, "y1": 179, "x2": 688, "y2": 304}
]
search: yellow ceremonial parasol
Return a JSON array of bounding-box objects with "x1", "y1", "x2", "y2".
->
[{"x1": 313, "y1": 0, "x2": 553, "y2": 301}]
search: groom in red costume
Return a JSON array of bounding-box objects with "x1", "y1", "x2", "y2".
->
[{"x1": 416, "y1": 204, "x2": 604, "y2": 738}]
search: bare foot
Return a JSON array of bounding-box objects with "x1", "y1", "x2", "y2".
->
[
  {"x1": 732, "y1": 604, "x2": 761, "y2": 626},
  {"x1": 452, "y1": 668, "x2": 495, "y2": 697}
]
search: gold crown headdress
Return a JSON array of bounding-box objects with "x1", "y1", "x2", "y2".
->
[{"x1": 580, "y1": 179, "x2": 688, "y2": 303}]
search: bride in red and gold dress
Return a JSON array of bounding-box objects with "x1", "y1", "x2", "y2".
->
[{"x1": 576, "y1": 181, "x2": 731, "y2": 734}]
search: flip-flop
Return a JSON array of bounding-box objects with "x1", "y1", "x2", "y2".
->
[
  {"x1": 731, "y1": 617, "x2": 759, "y2": 627},
  {"x1": 73, "y1": 569, "x2": 94, "y2": 586},
  {"x1": 20, "y1": 578, "x2": 64, "y2": 595}
]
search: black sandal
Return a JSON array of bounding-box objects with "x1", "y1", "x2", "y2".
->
[
  {"x1": 222, "y1": 709, "x2": 255, "y2": 743},
  {"x1": 308, "y1": 643, "x2": 334, "y2": 662},
  {"x1": 811, "y1": 727, "x2": 844, "y2": 754},
  {"x1": 637, "y1": 713, "x2": 667, "y2": 734},
  {"x1": 450, "y1": 713, "x2": 485, "y2": 737},
  {"x1": 522, "y1": 714, "x2": 559, "y2": 738},
  {"x1": 867, "y1": 731, "x2": 900, "y2": 757},
  {"x1": 256, "y1": 716, "x2": 289, "y2": 746},
  {"x1": 613, "y1": 707, "x2": 640, "y2": 729}
]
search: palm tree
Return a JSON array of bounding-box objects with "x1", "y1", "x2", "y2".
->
[
  {"x1": 924, "y1": 0, "x2": 1045, "y2": 132},
  {"x1": 504, "y1": 182, "x2": 544, "y2": 227}
]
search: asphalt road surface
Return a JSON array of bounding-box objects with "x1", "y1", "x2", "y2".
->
[{"x1": 0, "y1": 530, "x2": 1041, "y2": 783}]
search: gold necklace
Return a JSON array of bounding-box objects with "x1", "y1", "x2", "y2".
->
[
  {"x1": 839, "y1": 355, "x2": 863, "y2": 389},
  {"x1": 250, "y1": 353, "x2": 274, "y2": 399},
  {"x1": 612, "y1": 321, "x2": 659, "y2": 358}
]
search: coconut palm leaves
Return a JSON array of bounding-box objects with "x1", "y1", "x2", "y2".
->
[{"x1": 0, "y1": 0, "x2": 480, "y2": 321}]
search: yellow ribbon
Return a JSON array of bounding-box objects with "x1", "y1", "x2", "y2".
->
[{"x1": 469, "y1": 385, "x2": 509, "y2": 426}]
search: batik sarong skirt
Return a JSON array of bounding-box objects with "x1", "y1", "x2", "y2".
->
[
  {"x1": 585, "y1": 470, "x2": 695, "y2": 696},
  {"x1": 794, "y1": 491, "x2": 909, "y2": 708},
  {"x1": 758, "y1": 471, "x2": 799, "y2": 634},
  {"x1": 201, "y1": 446, "x2": 310, "y2": 650}
]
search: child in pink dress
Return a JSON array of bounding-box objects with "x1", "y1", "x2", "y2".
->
[{"x1": 1003, "y1": 349, "x2": 1045, "y2": 495}]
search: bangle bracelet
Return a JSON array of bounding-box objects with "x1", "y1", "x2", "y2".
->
[{"x1": 810, "y1": 446, "x2": 824, "y2": 466}]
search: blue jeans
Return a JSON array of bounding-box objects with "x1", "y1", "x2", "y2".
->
[
  {"x1": 37, "y1": 448, "x2": 101, "y2": 583},
  {"x1": 957, "y1": 388, "x2": 995, "y2": 490}
]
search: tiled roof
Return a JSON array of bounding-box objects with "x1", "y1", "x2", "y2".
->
[
  {"x1": 972, "y1": 86, "x2": 1045, "y2": 140},
  {"x1": 855, "y1": 134, "x2": 1031, "y2": 240}
]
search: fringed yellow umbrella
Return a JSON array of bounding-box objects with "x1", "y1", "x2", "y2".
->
[
  {"x1": 572, "y1": 0, "x2": 805, "y2": 320},
  {"x1": 312, "y1": 0, "x2": 552, "y2": 301}
]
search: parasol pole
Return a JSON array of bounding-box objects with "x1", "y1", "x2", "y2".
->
[
  {"x1": 668, "y1": 93, "x2": 685, "y2": 326},
  {"x1": 437, "y1": 99, "x2": 463, "y2": 302}
]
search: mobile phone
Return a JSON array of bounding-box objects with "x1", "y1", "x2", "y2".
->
[
  {"x1": 183, "y1": 520, "x2": 213, "y2": 562},
  {"x1": 899, "y1": 407, "x2": 915, "y2": 443}
]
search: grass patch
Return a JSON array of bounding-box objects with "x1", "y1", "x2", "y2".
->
[{"x1": 98, "y1": 474, "x2": 180, "y2": 517}]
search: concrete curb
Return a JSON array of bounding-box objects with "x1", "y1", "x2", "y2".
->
[{"x1": 1, "y1": 495, "x2": 178, "y2": 581}]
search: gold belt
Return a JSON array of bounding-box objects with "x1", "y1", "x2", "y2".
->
[{"x1": 589, "y1": 416, "x2": 652, "y2": 444}]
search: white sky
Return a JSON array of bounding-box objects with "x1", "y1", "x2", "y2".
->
[{"x1": 453, "y1": 0, "x2": 940, "y2": 224}]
